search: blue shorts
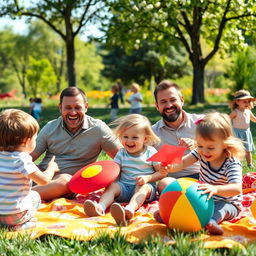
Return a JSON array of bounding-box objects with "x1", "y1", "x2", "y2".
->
[{"x1": 115, "y1": 181, "x2": 157, "y2": 203}]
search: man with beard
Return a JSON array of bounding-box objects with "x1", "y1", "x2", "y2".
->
[
  {"x1": 31, "y1": 87, "x2": 120, "y2": 201},
  {"x1": 152, "y1": 80, "x2": 203, "y2": 193}
]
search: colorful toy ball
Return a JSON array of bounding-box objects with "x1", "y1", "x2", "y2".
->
[
  {"x1": 159, "y1": 178, "x2": 214, "y2": 233},
  {"x1": 68, "y1": 160, "x2": 120, "y2": 195}
]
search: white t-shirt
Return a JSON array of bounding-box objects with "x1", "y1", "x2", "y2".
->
[{"x1": 129, "y1": 92, "x2": 142, "y2": 109}]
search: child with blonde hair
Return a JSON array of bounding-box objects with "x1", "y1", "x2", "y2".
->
[
  {"x1": 84, "y1": 114, "x2": 164, "y2": 225},
  {"x1": 126, "y1": 83, "x2": 143, "y2": 114},
  {"x1": 160, "y1": 112, "x2": 245, "y2": 235},
  {"x1": 229, "y1": 89, "x2": 256, "y2": 168},
  {"x1": 0, "y1": 109, "x2": 59, "y2": 230}
]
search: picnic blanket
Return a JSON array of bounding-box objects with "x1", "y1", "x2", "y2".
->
[{"x1": 6, "y1": 174, "x2": 256, "y2": 249}]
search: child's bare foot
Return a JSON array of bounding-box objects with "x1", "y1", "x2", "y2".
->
[
  {"x1": 83, "y1": 200, "x2": 103, "y2": 217},
  {"x1": 205, "y1": 221, "x2": 224, "y2": 235},
  {"x1": 153, "y1": 210, "x2": 164, "y2": 223},
  {"x1": 110, "y1": 203, "x2": 127, "y2": 226}
]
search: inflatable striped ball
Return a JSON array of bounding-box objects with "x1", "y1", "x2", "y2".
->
[{"x1": 159, "y1": 178, "x2": 214, "y2": 232}]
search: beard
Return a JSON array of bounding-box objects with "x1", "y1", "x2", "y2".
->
[{"x1": 161, "y1": 107, "x2": 181, "y2": 123}]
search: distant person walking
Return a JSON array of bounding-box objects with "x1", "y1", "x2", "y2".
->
[
  {"x1": 126, "y1": 83, "x2": 143, "y2": 114},
  {"x1": 116, "y1": 81, "x2": 124, "y2": 104},
  {"x1": 108, "y1": 84, "x2": 119, "y2": 121}
]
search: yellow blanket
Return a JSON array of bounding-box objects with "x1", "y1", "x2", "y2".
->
[{"x1": 6, "y1": 191, "x2": 256, "y2": 248}]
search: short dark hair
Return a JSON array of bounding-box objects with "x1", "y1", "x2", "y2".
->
[
  {"x1": 154, "y1": 80, "x2": 182, "y2": 101},
  {"x1": 60, "y1": 87, "x2": 87, "y2": 104}
]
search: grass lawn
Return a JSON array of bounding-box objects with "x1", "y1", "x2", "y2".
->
[{"x1": 0, "y1": 102, "x2": 256, "y2": 255}]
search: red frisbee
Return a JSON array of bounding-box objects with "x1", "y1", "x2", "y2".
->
[{"x1": 68, "y1": 160, "x2": 120, "y2": 194}]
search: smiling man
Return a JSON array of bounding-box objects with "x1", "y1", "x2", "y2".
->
[
  {"x1": 31, "y1": 87, "x2": 120, "y2": 201},
  {"x1": 152, "y1": 80, "x2": 204, "y2": 192}
]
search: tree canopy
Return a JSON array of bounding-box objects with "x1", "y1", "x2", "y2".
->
[
  {"x1": 0, "y1": 0, "x2": 107, "y2": 86},
  {"x1": 106, "y1": 0, "x2": 256, "y2": 104}
]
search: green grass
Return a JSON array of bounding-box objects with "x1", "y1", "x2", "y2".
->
[{"x1": 0, "y1": 102, "x2": 256, "y2": 255}]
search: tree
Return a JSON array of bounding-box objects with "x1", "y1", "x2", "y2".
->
[
  {"x1": 27, "y1": 21, "x2": 66, "y2": 94},
  {"x1": 106, "y1": 0, "x2": 256, "y2": 104},
  {"x1": 0, "y1": 24, "x2": 65, "y2": 97},
  {"x1": 101, "y1": 43, "x2": 190, "y2": 86},
  {"x1": 26, "y1": 56, "x2": 57, "y2": 97},
  {"x1": 228, "y1": 46, "x2": 256, "y2": 95},
  {"x1": 1, "y1": 0, "x2": 107, "y2": 86},
  {"x1": 76, "y1": 40, "x2": 104, "y2": 90}
]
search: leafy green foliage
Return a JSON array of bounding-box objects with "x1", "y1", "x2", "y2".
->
[
  {"x1": 228, "y1": 46, "x2": 256, "y2": 95},
  {"x1": 0, "y1": 0, "x2": 108, "y2": 86},
  {"x1": 105, "y1": 0, "x2": 256, "y2": 104},
  {"x1": 101, "y1": 43, "x2": 190, "y2": 86},
  {"x1": 26, "y1": 57, "x2": 57, "y2": 97}
]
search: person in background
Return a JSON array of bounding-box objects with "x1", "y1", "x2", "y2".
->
[
  {"x1": 107, "y1": 84, "x2": 119, "y2": 121},
  {"x1": 84, "y1": 114, "x2": 165, "y2": 225},
  {"x1": 32, "y1": 97, "x2": 43, "y2": 121},
  {"x1": 152, "y1": 80, "x2": 204, "y2": 193},
  {"x1": 29, "y1": 97, "x2": 35, "y2": 117},
  {"x1": 160, "y1": 112, "x2": 245, "y2": 235},
  {"x1": 0, "y1": 109, "x2": 59, "y2": 231},
  {"x1": 229, "y1": 89, "x2": 256, "y2": 168},
  {"x1": 126, "y1": 83, "x2": 143, "y2": 114},
  {"x1": 31, "y1": 87, "x2": 120, "y2": 201},
  {"x1": 116, "y1": 81, "x2": 124, "y2": 104}
]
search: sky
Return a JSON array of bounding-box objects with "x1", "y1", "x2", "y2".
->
[{"x1": 0, "y1": 17, "x2": 28, "y2": 34}]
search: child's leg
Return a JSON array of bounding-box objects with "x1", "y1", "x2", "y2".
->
[
  {"x1": 84, "y1": 183, "x2": 121, "y2": 217},
  {"x1": 124, "y1": 184, "x2": 152, "y2": 220},
  {"x1": 245, "y1": 151, "x2": 253, "y2": 167},
  {"x1": 205, "y1": 201, "x2": 239, "y2": 235}
]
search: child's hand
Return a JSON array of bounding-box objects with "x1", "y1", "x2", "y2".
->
[
  {"x1": 198, "y1": 183, "x2": 217, "y2": 200},
  {"x1": 178, "y1": 138, "x2": 195, "y2": 150},
  {"x1": 48, "y1": 156, "x2": 59, "y2": 173},
  {"x1": 136, "y1": 175, "x2": 150, "y2": 185},
  {"x1": 159, "y1": 164, "x2": 173, "y2": 176}
]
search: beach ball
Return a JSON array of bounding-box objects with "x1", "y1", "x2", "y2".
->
[
  {"x1": 68, "y1": 160, "x2": 120, "y2": 195},
  {"x1": 159, "y1": 178, "x2": 214, "y2": 232}
]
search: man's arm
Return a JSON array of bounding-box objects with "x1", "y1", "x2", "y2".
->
[
  {"x1": 30, "y1": 151, "x2": 42, "y2": 162},
  {"x1": 105, "y1": 144, "x2": 121, "y2": 159}
]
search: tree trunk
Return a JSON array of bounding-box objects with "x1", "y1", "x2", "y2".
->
[
  {"x1": 191, "y1": 61, "x2": 205, "y2": 104},
  {"x1": 66, "y1": 36, "x2": 76, "y2": 86},
  {"x1": 56, "y1": 48, "x2": 65, "y2": 93}
]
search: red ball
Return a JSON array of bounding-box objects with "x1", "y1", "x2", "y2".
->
[{"x1": 68, "y1": 160, "x2": 120, "y2": 194}]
